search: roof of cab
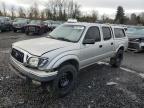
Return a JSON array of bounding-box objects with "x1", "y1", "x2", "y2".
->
[{"x1": 64, "y1": 22, "x2": 126, "y2": 29}]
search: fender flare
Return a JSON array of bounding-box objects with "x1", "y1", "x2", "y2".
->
[
  {"x1": 116, "y1": 45, "x2": 125, "y2": 53},
  {"x1": 51, "y1": 55, "x2": 79, "y2": 69}
]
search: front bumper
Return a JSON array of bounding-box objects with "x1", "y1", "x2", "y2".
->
[
  {"x1": 0, "y1": 25, "x2": 5, "y2": 30},
  {"x1": 128, "y1": 41, "x2": 144, "y2": 51},
  {"x1": 13, "y1": 27, "x2": 23, "y2": 30},
  {"x1": 9, "y1": 56, "x2": 58, "y2": 82}
]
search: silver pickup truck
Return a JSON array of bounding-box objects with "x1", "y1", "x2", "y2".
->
[{"x1": 10, "y1": 22, "x2": 128, "y2": 97}]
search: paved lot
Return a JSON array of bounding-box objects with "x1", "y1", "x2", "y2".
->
[
  {"x1": 0, "y1": 32, "x2": 144, "y2": 108},
  {"x1": 123, "y1": 51, "x2": 144, "y2": 73}
]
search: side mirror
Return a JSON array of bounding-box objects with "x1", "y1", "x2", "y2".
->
[{"x1": 83, "y1": 39, "x2": 95, "y2": 44}]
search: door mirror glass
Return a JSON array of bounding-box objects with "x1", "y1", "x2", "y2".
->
[{"x1": 83, "y1": 26, "x2": 101, "y2": 44}]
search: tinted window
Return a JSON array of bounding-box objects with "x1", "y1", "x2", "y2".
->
[
  {"x1": 102, "y1": 27, "x2": 112, "y2": 40},
  {"x1": 114, "y1": 28, "x2": 125, "y2": 38},
  {"x1": 85, "y1": 26, "x2": 101, "y2": 42}
]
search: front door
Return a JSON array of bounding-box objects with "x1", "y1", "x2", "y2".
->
[{"x1": 80, "y1": 26, "x2": 104, "y2": 68}]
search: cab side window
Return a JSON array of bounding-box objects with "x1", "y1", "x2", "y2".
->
[
  {"x1": 102, "y1": 27, "x2": 112, "y2": 40},
  {"x1": 114, "y1": 28, "x2": 126, "y2": 38},
  {"x1": 84, "y1": 26, "x2": 101, "y2": 42}
]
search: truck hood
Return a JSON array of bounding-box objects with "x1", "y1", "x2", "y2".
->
[
  {"x1": 13, "y1": 22, "x2": 26, "y2": 25},
  {"x1": 13, "y1": 37, "x2": 73, "y2": 56}
]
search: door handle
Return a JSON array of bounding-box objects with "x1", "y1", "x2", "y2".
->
[
  {"x1": 99, "y1": 45, "x2": 103, "y2": 48},
  {"x1": 111, "y1": 43, "x2": 114, "y2": 45}
]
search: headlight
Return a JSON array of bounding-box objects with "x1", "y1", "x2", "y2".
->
[{"x1": 27, "y1": 57, "x2": 49, "y2": 68}]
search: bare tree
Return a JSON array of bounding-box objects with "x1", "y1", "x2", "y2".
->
[
  {"x1": 18, "y1": 7, "x2": 26, "y2": 18},
  {"x1": 45, "y1": 8, "x2": 53, "y2": 19},
  {"x1": 44, "y1": 0, "x2": 80, "y2": 20},
  {"x1": 27, "y1": 6, "x2": 34, "y2": 19},
  {"x1": 2, "y1": 2, "x2": 7, "y2": 16},
  {"x1": 91, "y1": 10, "x2": 98, "y2": 22},
  {"x1": 0, "y1": 10, "x2": 3, "y2": 16},
  {"x1": 68, "y1": 1, "x2": 81, "y2": 18},
  {"x1": 40, "y1": 11, "x2": 45, "y2": 20},
  {"x1": 33, "y1": 2, "x2": 39, "y2": 19},
  {"x1": 10, "y1": 6, "x2": 15, "y2": 19}
]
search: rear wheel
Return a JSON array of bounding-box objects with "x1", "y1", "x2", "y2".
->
[
  {"x1": 110, "y1": 49, "x2": 124, "y2": 68},
  {"x1": 49, "y1": 64, "x2": 77, "y2": 97}
]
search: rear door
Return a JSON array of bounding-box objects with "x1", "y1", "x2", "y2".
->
[
  {"x1": 100, "y1": 26, "x2": 115, "y2": 57},
  {"x1": 113, "y1": 28, "x2": 128, "y2": 51}
]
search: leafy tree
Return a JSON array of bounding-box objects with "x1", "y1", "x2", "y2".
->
[
  {"x1": 136, "y1": 16, "x2": 141, "y2": 24},
  {"x1": 115, "y1": 6, "x2": 125, "y2": 24},
  {"x1": 139, "y1": 12, "x2": 144, "y2": 25},
  {"x1": 130, "y1": 13, "x2": 137, "y2": 25}
]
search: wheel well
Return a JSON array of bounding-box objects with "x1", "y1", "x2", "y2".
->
[
  {"x1": 58, "y1": 59, "x2": 79, "y2": 71},
  {"x1": 119, "y1": 46, "x2": 124, "y2": 51}
]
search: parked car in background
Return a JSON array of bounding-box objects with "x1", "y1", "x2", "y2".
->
[
  {"x1": 0, "y1": 16, "x2": 12, "y2": 32},
  {"x1": 126, "y1": 26, "x2": 144, "y2": 52},
  {"x1": 12, "y1": 18, "x2": 30, "y2": 32},
  {"x1": 50, "y1": 21, "x2": 64, "y2": 31},
  {"x1": 44, "y1": 20, "x2": 64, "y2": 31},
  {"x1": 25, "y1": 20, "x2": 48, "y2": 35},
  {"x1": 10, "y1": 22, "x2": 128, "y2": 97},
  {"x1": 44, "y1": 20, "x2": 53, "y2": 31}
]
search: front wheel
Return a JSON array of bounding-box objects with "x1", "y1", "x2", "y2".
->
[
  {"x1": 13, "y1": 29, "x2": 17, "y2": 32},
  {"x1": 110, "y1": 49, "x2": 124, "y2": 68},
  {"x1": 38, "y1": 29, "x2": 44, "y2": 35},
  {"x1": 49, "y1": 64, "x2": 77, "y2": 97},
  {"x1": 26, "y1": 31, "x2": 29, "y2": 35}
]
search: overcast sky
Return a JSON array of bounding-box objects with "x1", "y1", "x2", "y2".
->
[{"x1": 0, "y1": 0, "x2": 144, "y2": 18}]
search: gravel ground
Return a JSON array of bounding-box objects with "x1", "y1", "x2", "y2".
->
[{"x1": 0, "y1": 32, "x2": 144, "y2": 108}]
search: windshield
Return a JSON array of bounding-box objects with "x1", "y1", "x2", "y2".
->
[
  {"x1": 0, "y1": 18, "x2": 4, "y2": 21},
  {"x1": 126, "y1": 27, "x2": 144, "y2": 37},
  {"x1": 14, "y1": 18, "x2": 23, "y2": 22},
  {"x1": 30, "y1": 20, "x2": 41, "y2": 24},
  {"x1": 15, "y1": 19, "x2": 27, "y2": 23},
  {"x1": 48, "y1": 25, "x2": 85, "y2": 42}
]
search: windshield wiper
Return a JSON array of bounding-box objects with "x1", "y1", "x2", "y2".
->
[
  {"x1": 47, "y1": 35, "x2": 73, "y2": 42},
  {"x1": 47, "y1": 35, "x2": 57, "y2": 39},
  {"x1": 56, "y1": 37, "x2": 73, "y2": 42}
]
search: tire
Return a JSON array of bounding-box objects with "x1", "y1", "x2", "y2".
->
[
  {"x1": 14, "y1": 30, "x2": 17, "y2": 32},
  {"x1": 38, "y1": 29, "x2": 44, "y2": 35},
  {"x1": 21, "y1": 28, "x2": 25, "y2": 33},
  {"x1": 26, "y1": 31, "x2": 29, "y2": 35},
  {"x1": 134, "y1": 47, "x2": 142, "y2": 53},
  {"x1": 7, "y1": 27, "x2": 11, "y2": 31},
  {"x1": 49, "y1": 64, "x2": 77, "y2": 97},
  {"x1": 110, "y1": 49, "x2": 124, "y2": 68}
]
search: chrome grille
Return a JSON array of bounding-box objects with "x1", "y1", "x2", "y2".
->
[{"x1": 11, "y1": 48, "x2": 24, "y2": 63}]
